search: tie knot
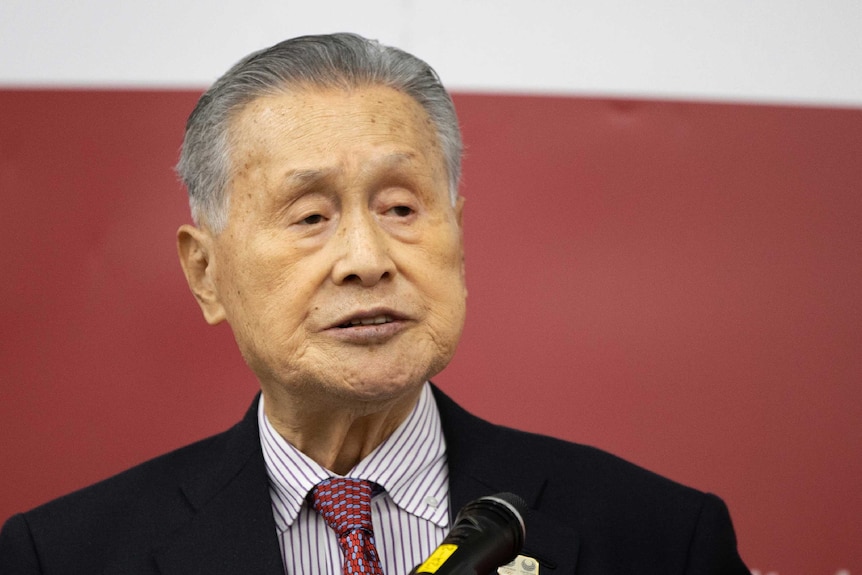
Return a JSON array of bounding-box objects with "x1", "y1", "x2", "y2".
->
[{"x1": 310, "y1": 478, "x2": 375, "y2": 537}]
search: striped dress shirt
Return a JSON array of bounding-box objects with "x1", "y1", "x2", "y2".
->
[{"x1": 258, "y1": 383, "x2": 450, "y2": 575}]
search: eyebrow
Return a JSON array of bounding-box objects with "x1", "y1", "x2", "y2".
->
[
  {"x1": 281, "y1": 152, "x2": 419, "y2": 189},
  {"x1": 283, "y1": 167, "x2": 331, "y2": 188}
]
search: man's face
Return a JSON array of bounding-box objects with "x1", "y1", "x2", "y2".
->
[{"x1": 197, "y1": 86, "x2": 466, "y2": 406}]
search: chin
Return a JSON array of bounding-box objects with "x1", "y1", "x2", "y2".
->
[{"x1": 339, "y1": 373, "x2": 423, "y2": 400}]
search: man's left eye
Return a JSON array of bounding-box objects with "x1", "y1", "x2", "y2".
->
[{"x1": 389, "y1": 205, "x2": 414, "y2": 217}]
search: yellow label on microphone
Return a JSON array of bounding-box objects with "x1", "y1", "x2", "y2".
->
[{"x1": 414, "y1": 543, "x2": 458, "y2": 573}]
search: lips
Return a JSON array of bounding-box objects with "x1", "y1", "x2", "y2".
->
[
  {"x1": 328, "y1": 308, "x2": 407, "y2": 330},
  {"x1": 338, "y1": 314, "x2": 394, "y2": 328},
  {"x1": 325, "y1": 308, "x2": 409, "y2": 344}
]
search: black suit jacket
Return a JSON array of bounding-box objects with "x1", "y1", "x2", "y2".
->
[{"x1": 0, "y1": 386, "x2": 748, "y2": 574}]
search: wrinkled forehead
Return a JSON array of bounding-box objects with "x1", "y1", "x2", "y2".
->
[{"x1": 226, "y1": 85, "x2": 448, "y2": 180}]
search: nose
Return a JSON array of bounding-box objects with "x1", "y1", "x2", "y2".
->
[{"x1": 331, "y1": 212, "x2": 396, "y2": 287}]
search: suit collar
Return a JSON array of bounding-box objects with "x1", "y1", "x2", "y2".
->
[
  {"x1": 151, "y1": 388, "x2": 579, "y2": 574},
  {"x1": 432, "y1": 384, "x2": 580, "y2": 574},
  {"x1": 152, "y1": 395, "x2": 284, "y2": 575}
]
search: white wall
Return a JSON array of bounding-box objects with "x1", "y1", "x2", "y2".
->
[{"x1": 1, "y1": 0, "x2": 861, "y2": 106}]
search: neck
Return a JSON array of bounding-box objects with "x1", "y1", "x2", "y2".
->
[{"x1": 261, "y1": 384, "x2": 423, "y2": 475}]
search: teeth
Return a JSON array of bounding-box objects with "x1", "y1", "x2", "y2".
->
[{"x1": 348, "y1": 315, "x2": 392, "y2": 326}]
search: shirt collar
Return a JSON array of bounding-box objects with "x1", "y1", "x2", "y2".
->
[{"x1": 258, "y1": 383, "x2": 449, "y2": 531}]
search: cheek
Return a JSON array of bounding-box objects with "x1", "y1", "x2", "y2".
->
[
  {"x1": 419, "y1": 241, "x2": 468, "y2": 335},
  {"x1": 217, "y1": 248, "x2": 302, "y2": 331},
  {"x1": 254, "y1": 265, "x2": 321, "y2": 335},
  {"x1": 422, "y1": 288, "x2": 466, "y2": 373},
  {"x1": 222, "y1": 264, "x2": 315, "y2": 374}
]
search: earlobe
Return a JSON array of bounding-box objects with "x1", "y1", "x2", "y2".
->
[{"x1": 177, "y1": 224, "x2": 226, "y2": 325}]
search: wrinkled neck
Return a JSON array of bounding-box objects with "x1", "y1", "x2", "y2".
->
[{"x1": 261, "y1": 384, "x2": 422, "y2": 475}]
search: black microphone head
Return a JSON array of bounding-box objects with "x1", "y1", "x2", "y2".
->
[
  {"x1": 477, "y1": 492, "x2": 528, "y2": 532},
  {"x1": 455, "y1": 492, "x2": 527, "y2": 544},
  {"x1": 411, "y1": 492, "x2": 528, "y2": 575}
]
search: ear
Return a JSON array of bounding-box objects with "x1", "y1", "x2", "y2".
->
[
  {"x1": 454, "y1": 196, "x2": 467, "y2": 297},
  {"x1": 177, "y1": 224, "x2": 227, "y2": 325},
  {"x1": 455, "y1": 195, "x2": 466, "y2": 229}
]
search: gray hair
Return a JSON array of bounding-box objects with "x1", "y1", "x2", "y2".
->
[{"x1": 176, "y1": 32, "x2": 463, "y2": 232}]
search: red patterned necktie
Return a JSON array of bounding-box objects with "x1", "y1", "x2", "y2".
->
[{"x1": 310, "y1": 478, "x2": 385, "y2": 575}]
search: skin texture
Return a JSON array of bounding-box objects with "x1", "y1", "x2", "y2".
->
[{"x1": 177, "y1": 85, "x2": 467, "y2": 474}]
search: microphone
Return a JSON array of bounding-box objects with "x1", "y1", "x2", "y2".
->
[{"x1": 410, "y1": 492, "x2": 527, "y2": 575}]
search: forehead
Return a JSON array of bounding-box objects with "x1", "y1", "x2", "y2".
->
[{"x1": 227, "y1": 85, "x2": 444, "y2": 172}]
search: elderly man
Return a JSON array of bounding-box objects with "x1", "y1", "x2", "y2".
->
[{"x1": 0, "y1": 33, "x2": 748, "y2": 574}]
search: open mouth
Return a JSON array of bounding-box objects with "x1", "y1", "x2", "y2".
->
[{"x1": 338, "y1": 314, "x2": 394, "y2": 328}]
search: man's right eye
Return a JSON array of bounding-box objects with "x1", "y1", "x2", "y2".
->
[{"x1": 302, "y1": 214, "x2": 325, "y2": 225}]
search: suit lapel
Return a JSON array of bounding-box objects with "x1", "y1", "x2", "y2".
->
[
  {"x1": 433, "y1": 385, "x2": 580, "y2": 575},
  {"x1": 146, "y1": 387, "x2": 578, "y2": 574},
  {"x1": 152, "y1": 396, "x2": 284, "y2": 575}
]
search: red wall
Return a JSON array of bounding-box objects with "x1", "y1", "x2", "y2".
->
[{"x1": 1, "y1": 90, "x2": 860, "y2": 573}]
